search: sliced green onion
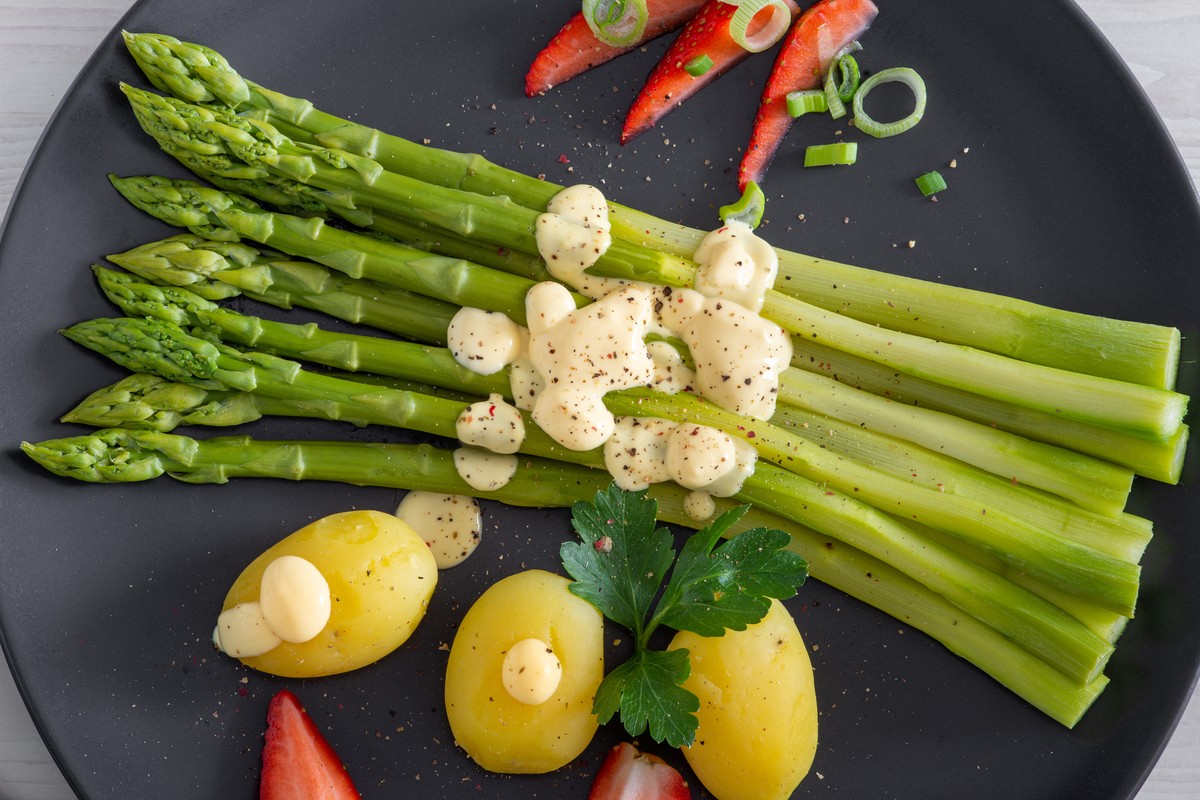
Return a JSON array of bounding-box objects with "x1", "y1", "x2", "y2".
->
[
  {"x1": 804, "y1": 142, "x2": 858, "y2": 167},
  {"x1": 852, "y1": 67, "x2": 928, "y2": 138},
  {"x1": 823, "y1": 63, "x2": 847, "y2": 119},
  {"x1": 786, "y1": 89, "x2": 828, "y2": 118},
  {"x1": 729, "y1": 0, "x2": 791, "y2": 53},
  {"x1": 684, "y1": 54, "x2": 714, "y2": 77},
  {"x1": 832, "y1": 54, "x2": 861, "y2": 103},
  {"x1": 915, "y1": 170, "x2": 947, "y2": 197},
  {"x1": 582, "y1": 0, "x2": 649, "y2": 47},
  {"x1": 718, "y1": 181, "x2": 767, "y2": 229}
]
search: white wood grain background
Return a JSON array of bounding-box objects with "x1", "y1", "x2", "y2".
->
[{"x1": 1, "y1": 0, "x2": 1198, "y2": 798}]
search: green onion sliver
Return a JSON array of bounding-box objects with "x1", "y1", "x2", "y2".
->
[
  {"x1": 786, "y1": 89, "x2": 828, "y2": 118},
  {"x1": 718, "y1": 180, "x2": 767, "y2": 229},
  {"x1": 823, "y1": 63, "x2": 848, "y2": 119},
  {"x1": 684, "y1": 54, "x2": 714, "y2": 77},
  {"x1": 729, "y1": 0, "x2": 792, "y2": 53},
  {"x1": 833, "y1": 54, "x2": 861, "y2": 102},
  {"x1": 804, "y1": 142, "x2": 858, "y2": 167},
  {"x1": 853, "y1": 66, "x2": 928, "y2": 138},
  {"x1": 582, "y1": 0, "x2": 649, "y2": 47},
  {"x1": 915, "y1": 170, "x2": 947, "y2": 197}
]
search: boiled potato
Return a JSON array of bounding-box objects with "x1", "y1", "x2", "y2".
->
[
  {"x1": 670, "y1": 599, "x2": 817, "y2": 800},
  {"x1": 444, "y1": 570, "x2": 604, "y2": 773},
  {"x1": 222, "y1": 509, "x2": 437, "y2": 678}
]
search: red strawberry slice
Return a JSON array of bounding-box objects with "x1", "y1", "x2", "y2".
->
[
  {"x1": 526, "y1": 0, "x2": 710, "y2": 97},
  {"x1": 588, "y1": 742, "x2": 692, "y2": 800},
  {"x1": 260, "y1": 689, "x2": 361, "y2": 800},
  {"x1": 621, "y1": 0, "x2": 800, "y2": 144},
  {"x1": 737, "y1": 0, "x2": 879, "y2": 189}
]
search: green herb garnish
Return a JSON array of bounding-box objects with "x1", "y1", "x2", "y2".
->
[{"x1": 559, "y1": 484, "x2": 809, "y2": 747}]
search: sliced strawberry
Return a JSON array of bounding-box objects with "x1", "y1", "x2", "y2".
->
[
  {"x1": 588, "y1": 742, "x2": 691, "y2": 800},
  {"x1": 260, "y1": 689, "x2": 361, "y2": 800},
  {"x1": 526, "y1": 0, "x2": 710, "y2": 97},
  {"x1": 737, "y1": 0, "x2": 879, "y2": 189},
  {"x1": 621, "y1": 0, "x2": 800, "y2": 144}
]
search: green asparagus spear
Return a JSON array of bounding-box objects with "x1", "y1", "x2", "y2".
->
[
  {"x1": 106, "y1": 234, "x2": 458, "y2": 344},
  {"x1": 19, "y1": 426, "x2": 1108, "y2": 726},
  {"x1": 120, "y1": 30, "x2": 1181, "y2": 390},
  {"x1": 92, "y1": 265, "x2": 508, "y2": 398},
  {"x1": 106, "y1": 174, "x2": 578, "y2": 326},
  {"x1": 790, "y1": 337, "x2": 1189, "y2": 484}
]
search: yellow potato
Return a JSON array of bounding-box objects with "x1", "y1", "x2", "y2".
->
[
  {"x1": 223, "y1": 509, "x2": 437, "y2": 678},
  {"x1": 444, "y1": 570, "x2": 604, "y2": 774},
  {"x1": 670, "y1": 599, "x2": 818, "y2": 800}
]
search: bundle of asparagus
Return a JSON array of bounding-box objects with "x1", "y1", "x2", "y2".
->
[{"x1": 20, "y1": 31, "x2": 1193, "y2": 728}]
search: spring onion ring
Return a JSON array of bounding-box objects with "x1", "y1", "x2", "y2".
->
[
  {"x1": 684, "y1": 54, "x2": 715, "y2": 76},
  {"x1": 786, "y1": 89, "x2": 828, "y2": 118},
  {"x1": 718, "y1": 180, "x2": 767, "y2": 228},
  {"x1": 823, "y1": 65, "x2": 848, "y2": 119},
  {"x1": 729, "y1": 0, "x2": 791, "y2": 53},
  {"x1": 852, "y1": 66, "x2": 928, "y2": 138},
  {"x1": 804, "y1": 142, "x2": 858, "y2": 167},
  {"x1": 582, "y1": 0, "x2": 649, "y2": 47},
  {"x1": 915, "y1": 170, "x2": 947, "y2": 197},
  {"x1": 832, "y1": 53, "x2": 861, "y2": 102}
]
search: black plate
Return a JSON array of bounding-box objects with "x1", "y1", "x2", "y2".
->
[{"x1": 2, "y1": 0, "x2": 1198, "y2": 798}]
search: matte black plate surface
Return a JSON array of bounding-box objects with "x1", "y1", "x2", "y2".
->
[{"x1": 1, "y1": 1, "x2": 1198, "y2": 798}]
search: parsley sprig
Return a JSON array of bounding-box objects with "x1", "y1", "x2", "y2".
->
[{"x1": 559, "y1": 484, "x2": 809, "y2": 747}]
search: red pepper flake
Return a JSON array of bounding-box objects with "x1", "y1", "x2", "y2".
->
[
  {"x1": 594, "y1": 536, "x2": 614, "y2": 553},
  {"x1": 558, "y1": 154, "x2": 571, "y2": 164},
  {"x1": 488, "y1": 404, "x2": 496, "y2": 417},
  {"x1": 747, "y1": 431, "x2": 756, "y2": 438}
]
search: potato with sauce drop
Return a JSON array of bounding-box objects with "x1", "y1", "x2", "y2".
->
[
  {"x1": 669, "y1": 599, "x2": 818, "y2": 800},
  {"x1": 218, "y1": 509, "x2": 437, "y2": 678},
  {"x1": 444, "y1": 569, "x2": 604, "y2": 773}
]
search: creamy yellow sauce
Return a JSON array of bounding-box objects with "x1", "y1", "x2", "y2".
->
[
  {"x1": 213, "y1": 555, "x2": 331, "y2": 659},
  {"x1": 654, "y1": 286, "x2": 792, "y2": 421},
  {"x1": 684, "y1": 491, "x2": 717, "y2": 522},
  {"x1": 693, "y1": 220, "x2": 779, "y2": 313},
  {"x1": 603, "y1": 416, "x2": 677, "y2": 492},
  {"x1": 447, "y1": 307, "x2": 524, "y2": 375},
  {"x1": 454, "y1": 447, "x2": 519, "y2": 491},
  {"x1": 501, "y1": 637, "x2": 563, "y2": 705},
  {"x1": 488, "y1": 184, "x2": 787, "y2": 496},
  {"x1": 396, "y1": 491, "x2": 483, "y2": 569},
  {"x1": 525, "y1": 282, "x2": 656, "y2": 451},
  {"x1": 535, "y1": 184, "x2": 623, "y2": 299},
  {"x1": 456, "y1": 393, "x2": 526, "y2": 454},
  {"x1": 213, "y1": 601, "x2": 280, "y2": 658},
  {"x1": 603, "y1": 416, "x2": 758, "y2": 497}
]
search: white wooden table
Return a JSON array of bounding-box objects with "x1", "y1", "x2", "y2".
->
[{"x1": 1, "y1": 1, "x2": 1198, "y2": 797}]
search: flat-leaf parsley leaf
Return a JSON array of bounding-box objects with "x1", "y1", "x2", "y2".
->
[{"x1": 560, "y1": 483, "x2": 809, "y2": 747}]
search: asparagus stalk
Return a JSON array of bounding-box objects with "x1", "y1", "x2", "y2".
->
[
  {"x1": 114, "y1": 85, "x2": 1189, "y2": 439},
  {"x1": 56, "y1": 316, "x2": 1118, "y2": 681},
  {"x1": 790, "y1": 336, "x2": 1188, "y2": 484},
  {"x1": 120, "y1": 30, "x2": 1181, "y2": 390},
  {"x1": 106, "y1": 174, "x2": 579, "y2": 326},
  {"x1": 121, "y1": 83, "x2": 690, "y2": 293},
  {"x1": 771, "y1": 403, "x2": 1152, "y2": 564},
  {"x1": 106, "y1": 234, "x2": 458, "y2": 344},
  {"x1": 92, "y1": 265, "x2": 509, "y2": 398},
  {"x1": 20, "y1": 426, "x2": 1108, "y2": 726},
  {"x1": 777, "y1": 366, "x2": 1135, "y2": 516}
]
